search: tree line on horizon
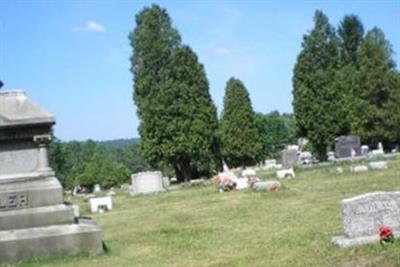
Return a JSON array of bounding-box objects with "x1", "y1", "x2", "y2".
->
[{"x1": 49, "y1": 113, "x2": 292, "y2": 190}]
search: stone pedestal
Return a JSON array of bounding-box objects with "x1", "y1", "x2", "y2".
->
[{"x1": 0, "y1": 90, "x2": 103, "y2": 262}]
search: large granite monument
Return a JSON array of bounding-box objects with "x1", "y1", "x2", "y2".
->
[
  {"x1": 0, "y1": 90, "x2": 103, "y2": 262},
  {"x1": 332, "y1": 191, "x2": 400, "y2": 247},
  {"x1": 335, "y1": 135, "x2": 361, "y2": 158}
]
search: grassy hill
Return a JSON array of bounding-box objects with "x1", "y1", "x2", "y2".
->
[{"x1": 13, "y1": 158, "x2": 400, "y2": 267}]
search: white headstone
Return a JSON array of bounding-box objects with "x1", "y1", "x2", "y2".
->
[
  {"x1": 89, "y1": 196, "x2": 113, "y2": 213},
  {"x1": 131, "y1": 171, "x2": 165, "y2": 195},
  {"x1": 235, "y1": 178, "x2": 249, "y2": 190},
  {"x1": 368, "y1": 161, "x2": 388, "y2": 170},
  {"x1": 276, "y1": 168, "x2": 295, "y2": 179},
  {"x1": 242, "y1": 169, "x2": 256, "y2": 177},
  {"x1": 93, "y1": 184, "x2": 101, "y2": 193},
  {"x1": 351, "y1": 165, "x2": 368, "y2": 173}
]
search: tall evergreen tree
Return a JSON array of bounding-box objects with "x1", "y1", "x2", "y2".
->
[
  {"x1": 331, "y1": 15, "x2": 365, "y2": 133},
  {"x1": 352, "y1": 28, "x2": 399, "y2": 147},
  {"x1": 156, "y1": 46, "x2": 219, "y2": 182},
  {"x1": 292, "y1": 10, "x2": 346, "y2": 160},
  {"x1": 129, "y1": 5, "x2": 218, "y2": 182},
  {"x1": 338, "y1": 14, "x2": 364, "y2": 65},
  {"x1": 220, "y1": 78, "x2": 261, "y2": 167},
  {"x1": 129, "y1": 5, "x2": 181, "y2": 166}
]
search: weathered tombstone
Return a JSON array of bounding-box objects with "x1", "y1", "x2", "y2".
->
[
  {"x1": 351, "y1": 165, "x2": 369, "y2": 173},
  {"x1": 332, "y1": 191, "x2": 400, "y2": 247},
  {"x1": 361, "y1": 145, "x2": 369, "y2": 155},
  {"x1": 327, "y1": 151, "x2": 335, "y2": 161},
  {"x1": 0, "y1": 90, "x2": 102, "y2": 262},
  {"x1": 242, "y1": 169, "x2": 256, "y2": 177},
  {"x1": 371, "y1": 142, "x2": 384, "y2": 156},
  {"x1": 162, "y1": 177, "x2": 170, "y2": 188},
  {"x1": 335, "y1": 135, "x2": 361, "y2": 158},
  {"x1": 130, "y1": 171, "x2": 165, "y2": 195},
  {"x1": 235, "y1": 177, "x2": 249, "y2": 190},
  {"x1": 263, "y1": 159, "x2": 277, "y2": 170},
  {"x1": 253, "y1": 181, "x2": 281, "y2": 191},
  {"x1": 368, "y1": 161, "x2": 388, "y2": 170},
  {"x1": 190, "y1": 178, "x2": 206, "y2": 186},
  {"x1": 276, "y1": 168, "x2": 295, "y2": 179},
  {"x1": 299, "y1": 151, "x2": 312, "y2": 164},
  {"x1": 89, "y1": 196, "x2": 113, "y2": 213},
  {"x1": 281, "y1": 149, "x2": 298, "y2": 168},
  {"x1": 93, "y1": 184, "x2": 101, "y2": 193}
]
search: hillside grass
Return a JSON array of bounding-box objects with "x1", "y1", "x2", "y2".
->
[{"x1": 4, "y1": 159, "x2": 400, "y2": 267}]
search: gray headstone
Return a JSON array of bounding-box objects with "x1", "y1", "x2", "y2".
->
[
  {"x1": 335, "y1": 135, "x2": 361, "y2": 158},
  {"x1": 281, "y1": 149, "x2": 298, "y2": 168},
  {"x1": 0, "y1": 90, "x2": 102, "y2": 262},
  {"x1": 332, "y1": 191, "x2": 400, "y2": 247}
]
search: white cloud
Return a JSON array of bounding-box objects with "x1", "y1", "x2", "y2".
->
[
  {"x1": 214, "y1": 47, "x2": 233, "y2": 55},
  {"x1": 73, "y1": 20, "x2": 106, "y2": 33}
]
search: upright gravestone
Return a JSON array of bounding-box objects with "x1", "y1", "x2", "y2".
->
[
  {"x1": 335, "y1": 135, "x2": 361, "y2": 158},
  {"x1": 130, "y1": 171, "x2": 165, "y2": 195},
  {"x1": 281, "y1": 149, "x2": 298, "y2": 168},
  {"x1": 332, "y1": 191, "x2": 400, "y2": 247},
  {"x1": 0, "y1": 91, "x2": 103, "y2": 262}
]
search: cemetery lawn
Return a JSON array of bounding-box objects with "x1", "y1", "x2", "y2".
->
[{"x1": 10, "y1": 159, "x2": 400, "y2": 267}]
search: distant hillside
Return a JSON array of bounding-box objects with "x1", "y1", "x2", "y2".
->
[{"x1": 99, "y1": 138, "x2": 140, "y2": 149}]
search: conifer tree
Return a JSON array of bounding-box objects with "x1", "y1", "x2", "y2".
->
[
  {"x1": 292, "y1": 10, "x2": 345, "y2": 160},
  {"x1": 156, "y1": 46, "x2": 219, "y2": 182},
  {"x1": 220, "y1": 78, "x2": 261, "y2": 167},
  {"x1": 130, "y1": 5, "x2": 218, "y2": 181},
  {"x1": 352, "y1": 28, "x2": 399, "y2": 147},
  {"x1": 338, "y1": 14, "x2": 364, "y2": 65}
]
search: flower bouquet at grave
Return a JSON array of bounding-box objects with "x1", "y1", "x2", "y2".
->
[
  {"x1": 219, "y1": 177, "x2": 237, "y2": 191},
  {"x1": 379, "y1": 225, "x2": 395, "y2": 245}
]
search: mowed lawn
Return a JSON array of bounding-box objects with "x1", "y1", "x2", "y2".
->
[{"x1": 8, "y1": 159, "x2": 400, "y2": 267}]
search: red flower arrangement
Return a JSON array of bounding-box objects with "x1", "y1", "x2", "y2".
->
[
  {"x1": 379, "y1": 225, "x2": 395, "y2": 244},
  {"x1": 269, "y1": 183, "x2": 278, "y2": 192}
]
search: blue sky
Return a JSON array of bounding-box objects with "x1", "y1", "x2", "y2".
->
[{"x1": 1, "y1": 0, "x2": 399, "y2": 141}]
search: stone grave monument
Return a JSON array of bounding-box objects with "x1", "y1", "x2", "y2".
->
[
  {"x1": 130, "y1": 171, "x2": 165, "y2": 195},
  {"x1": 0, "y1": 90, "x2": 103, "y2": 262},
  {"x1": 332, "y1": 191, "x2": 400, "y2": 247},
  {"x1": 281, "y1": 149, "x2": 298, "y2": 168},
  {"x1": 335, "y1": 135, "x2": 361, "y2": 158}
]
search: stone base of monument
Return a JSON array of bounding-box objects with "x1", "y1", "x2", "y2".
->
[
  {"x1": 0, "y1": 176, "x2": 103, "y2": 262},
  {"x1": 332, "y1": 232, "x2": 400, "y2": 247},
  {"x1": 0, "y1": 221, "x2": 102, "y2": 261}
]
